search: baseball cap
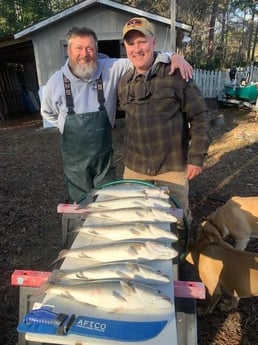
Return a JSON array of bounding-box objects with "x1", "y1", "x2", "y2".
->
[{"x1": 123, "y1": 17, "x2": 155, "y2": 39}]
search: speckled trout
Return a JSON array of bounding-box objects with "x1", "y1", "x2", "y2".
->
[
  {"x1": 53, "y1": 241, "x2": 178, "y2": 264},
  {"x1": 75, "y1": 223, "x2": 178, "y2": 242},
  {"x1": 43, "y1": 280, "x2": 172, "y2": 312},
  {"x1": 50, "y1": 262, "x2": 170, "y2": 285},
  {"x1": 85, "y1": 207, "x2": 177, "y2": 224}
]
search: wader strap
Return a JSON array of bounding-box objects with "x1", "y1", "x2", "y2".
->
[
  {"x1": 96, "y1": 75, "x2": 105, "y2": 111},
  {"x1": 63, "y1": 74, "x2": 106, "y2": 113},
  {"x1": 63, "y1": 74, "x2": 75, "y2": 115}
]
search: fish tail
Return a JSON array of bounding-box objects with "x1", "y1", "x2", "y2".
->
[
  {"x1": 67, "y1": 229, "x2": 77, "y2": 235},
  {"x1": 51, "y1": 249, "x2": 68, "y2": 265},
  {"x1": 49, "y1": 269, "x2": 64, "y2": 283},
  {"x1": 33, "y1": 280, "x2": 50, "y2": 297},
  {"x1": 82, "y1": 190, "x2": 98, "y2": 202}
]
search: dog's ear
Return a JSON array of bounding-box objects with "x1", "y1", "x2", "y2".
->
[
  {"x1": 198, "y1": 222, "x2": 223, "y2": 243},
  {"x1": 196, "y1": 226, "x2": 208, "y2": 242},
  {"x1": 196, "y1": 220, "x2": 207, "y2": 240},
  {"x1": 185, "y1": 243, "x2": 195, "y2": 264},
  {"x1": 200, "y1": 220, "x2": 208, "y2": 227},
  {"x1": 185, "y1": 251, "x2": 194, "y2": 264}
]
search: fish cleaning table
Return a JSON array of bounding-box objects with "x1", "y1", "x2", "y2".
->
[{"x1": 17, "y1": 184, "x2": 199, "y2": 345}]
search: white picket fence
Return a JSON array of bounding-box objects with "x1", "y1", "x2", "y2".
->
[{"x1": 193, "y1": 66, "x2": 258, "y2": 99}]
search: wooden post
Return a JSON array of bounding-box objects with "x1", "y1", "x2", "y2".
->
[{"x1": 171, "y1": 0, "x2": 176, "y2": 51}]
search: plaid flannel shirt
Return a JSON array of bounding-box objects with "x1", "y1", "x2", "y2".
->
[{"x1": 118, "y1": 62, "x2": 210, "y2": 175}]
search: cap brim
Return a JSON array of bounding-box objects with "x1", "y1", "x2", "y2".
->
[{"x1": 123, "y1": 28, "x2": 152, "y2": 39}]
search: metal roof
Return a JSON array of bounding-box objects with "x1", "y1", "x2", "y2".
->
[{"x1": 14, "y1": 0, "x2": 192, "y2": 39}]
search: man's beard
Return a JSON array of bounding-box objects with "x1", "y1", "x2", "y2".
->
[{"x1": 71, "y1": 61, "x2": 97, "y2": 79}]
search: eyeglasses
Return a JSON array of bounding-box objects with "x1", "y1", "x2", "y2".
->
[
  {"x1": 126, "y1": 19, "x2": 143, "y2": 27},
  {"x1": 126, "y1": 78, "x2": 153, "y2": 103}
]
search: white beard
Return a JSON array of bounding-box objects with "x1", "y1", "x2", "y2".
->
[{"x1": 71, "y1": 61, "x2": 97, "y2": 79}]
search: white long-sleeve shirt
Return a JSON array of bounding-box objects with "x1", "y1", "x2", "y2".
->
[{"x1": 40, "y1": 57, "x2": 130, "y2": 133}]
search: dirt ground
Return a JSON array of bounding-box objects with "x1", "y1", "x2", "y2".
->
[{"x1": 0, "y1": 104, "x2": 257, "y2": 345}]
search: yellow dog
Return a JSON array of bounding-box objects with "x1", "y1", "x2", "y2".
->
[
  {"x1": 200, "y1": 196, "x2": 258, "y2": 250},
  {"x1": 186, "y1": 227, "x2": 258, "y2": 315}
]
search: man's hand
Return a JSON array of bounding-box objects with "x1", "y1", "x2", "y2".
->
[
  {"x1": 187, "y1": 164, "x2": 202, "y2": 180},
  {"x1": 170, "y1": 54, "x2": 193, "y2": 81}
]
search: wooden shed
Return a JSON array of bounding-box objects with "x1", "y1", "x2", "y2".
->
[
  {"x1": 14, "y1": 0, "x2": 192, "y2": 88},
  {"x1": 0, "y1": 0, "x2": 192, "y2": 121}
]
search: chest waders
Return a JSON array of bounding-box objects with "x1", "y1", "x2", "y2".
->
[{"x1": 60, "y1": 74, "x2": 116, "y2": 203}]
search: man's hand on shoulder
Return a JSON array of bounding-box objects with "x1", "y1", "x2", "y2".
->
[{"x1": 170, "y1": 54, "x2": 193, "y2": 82}]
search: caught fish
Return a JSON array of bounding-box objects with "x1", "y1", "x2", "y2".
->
[
  {"x1": 41, "y1": 280, "x2": 172, "y2": 312},
  {"x1": 79, "y1": 196, "x2": 171, "y2": 211},
  {"x1": 85, "y1": 184, "x2": 170, "y2": 202},
  {"x1": 50, "y1": 262, "x2": 170, "y2": 285},
  {"x1": 75, "y1": 223, "x2": 178, "y2": 242},
  {"x1": 53, "y1": 241, "x2": 178, "y2": 264},
  {"x1": 85, "y1": 207, "x2": 177, "y2": 223}
]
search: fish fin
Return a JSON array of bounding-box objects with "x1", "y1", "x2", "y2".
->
[
  {"x1": 85, "y1": 302, "x2": 98, "y2": 309},
  {"x1": 128, "y1": 223, "x2": 147, "y2": 235},
  {"x1": 99, "y1": 213, "x2": 110, "y2": 218},
  {"x1": 163, "y1": 274, "x2": 171, "y2": 282},
  {"x1": 87, "y1": 229, "x2": 99, "y2": 236},
  {"x1": 127, "y1": 243, "x2": 142, "y2": 256},
  {"x1": 113, "y1": 289, "x2": 127, "y2": 302},
  {"x1": 135, "y1": 209, "x2": 148, "y2": 217},
  {"x1": 116, "y1": 270, "x2": 132, "y2": 279},
  {"x1": 109, "y1": 307, "x2": 125, "y2": 313},
  {"x1": 78, "y1": 252, "x2": 90, "y2": 258},
  {"x1": 127, "y1": 262, "x2": 139, "y2": 273},
  {"x1": 129, "y1": 227, "x2": 142, "y2": 236},
  {"x1": 76, "y1": 271, "x2": 90, "y2": 280},
  {"x1": 120, "y1": 281, "x2": 136, "y2": 294}
]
